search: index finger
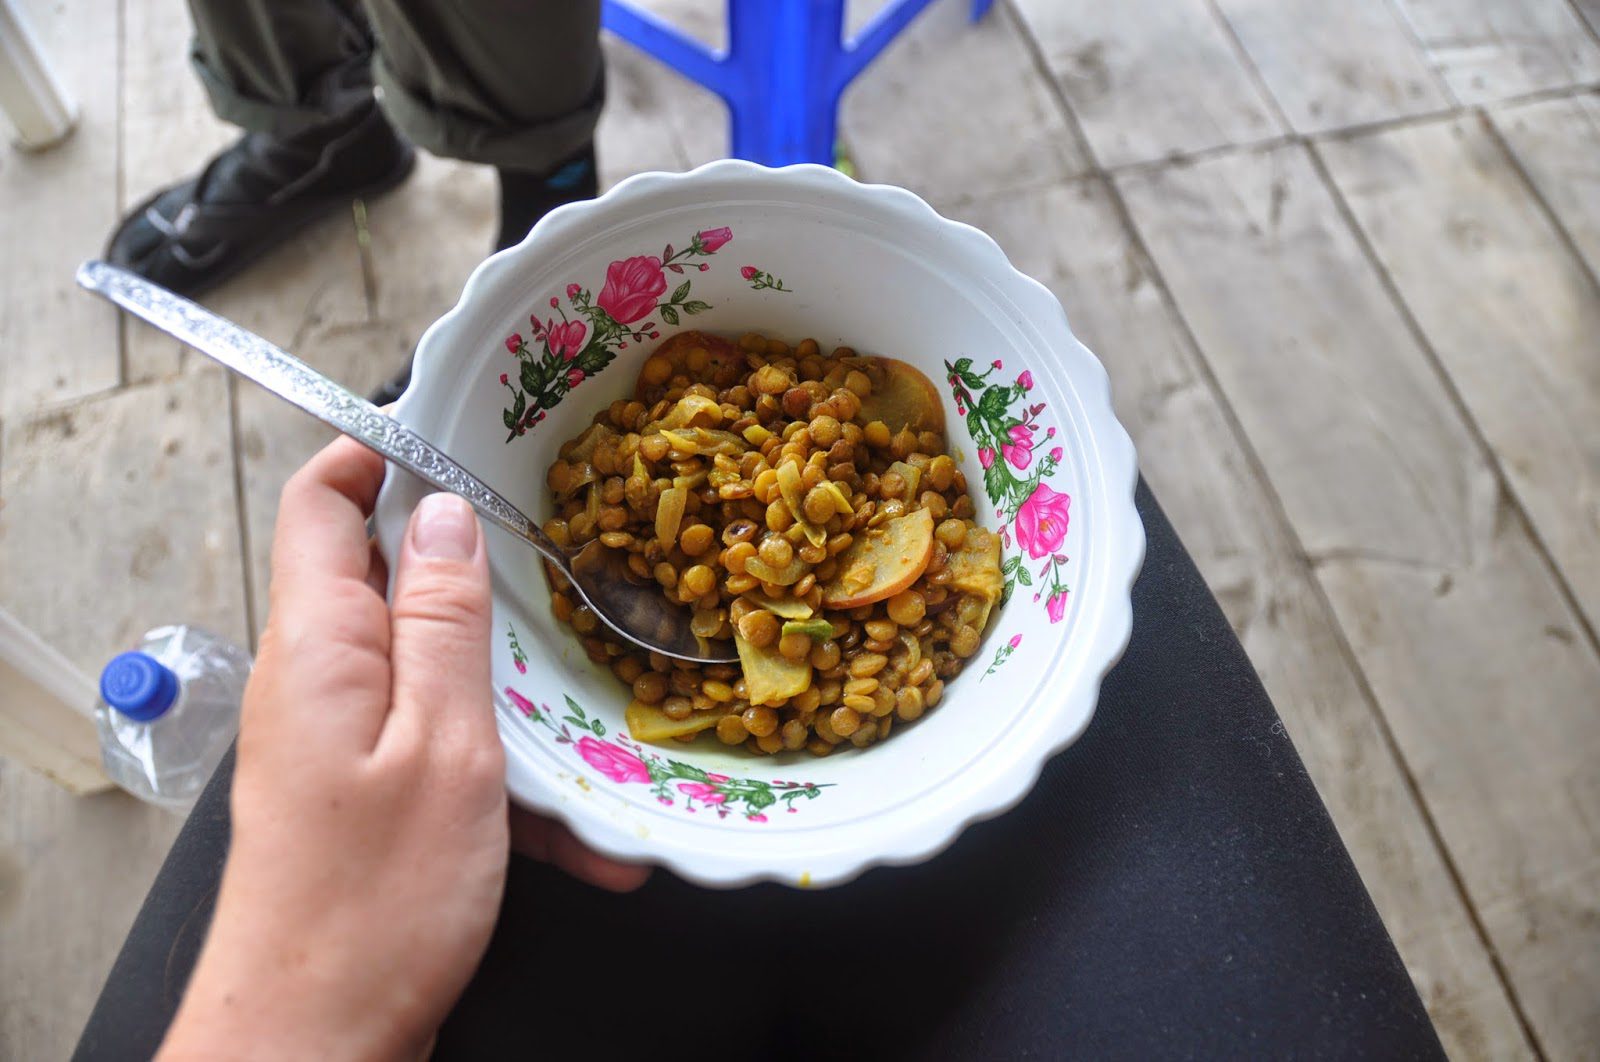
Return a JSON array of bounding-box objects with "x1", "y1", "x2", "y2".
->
[
  {"x1": 251, "y1": 437, "x2": 393, "y2": 751},
  {"x1": 269, "y1": 436, "x2": 387, "y2": 608}
]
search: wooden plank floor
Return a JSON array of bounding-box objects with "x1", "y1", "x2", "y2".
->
[{"x1": 2, "y1": 0, "x2": 1597, "y2": 1056}]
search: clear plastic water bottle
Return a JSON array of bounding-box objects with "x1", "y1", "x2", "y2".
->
[{"x1": 95, "y1": 625, "x2": 252, "y2": 812}]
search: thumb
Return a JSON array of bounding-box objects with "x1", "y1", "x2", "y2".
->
[{"x1": 384, "y1": 492, "x2": 496, "y2": 756}]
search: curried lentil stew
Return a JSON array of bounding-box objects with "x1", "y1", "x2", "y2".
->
[{"x1": 541, "y1": 330, "x2": 1003, "y2": 756}]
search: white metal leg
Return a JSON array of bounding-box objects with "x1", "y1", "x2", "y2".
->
[{"x1": 0, "y1": 0, "x2": 78, "y2": 151}]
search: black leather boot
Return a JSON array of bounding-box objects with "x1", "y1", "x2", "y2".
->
[{"x1": 106, "y1": 100, "x2": 414, "y2": 298}]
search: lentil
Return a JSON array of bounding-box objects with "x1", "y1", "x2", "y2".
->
[
  {"x1": 864, "y1": 618, "x2": 898, "y2": 643},
  {"x1": 810, "y1": 639, "x2": 842, "y2": 670},
  {"x1": 757, "y1": 535, "x2": 794, "y2": 569},
  {"x1": 716, "y1": 714, "x2": 749, "y2": 744},
  {"x1": 935, "y1": 519, "x2": 967, "y2": 550},
  {"x1": 829, "y1": 706, "x2": 862, "y2": 737},
  {"x1": 742, "y1": 705, "x2": 778, "y2": 737},
  {"x1": 682, "y1": 565, "x2": 716, "y2": 597},
  {"x1": 777, "y1": 630, "x2": 811, "y2": 661},
  {"x1": 737, "y1": 609, "x2": 780, "y2": 649},
  {"x1": 633, "y1": 671, "x2": 668, "y2": 704},
  {"x1": 886, "y1": 590, "x2": 926, "y2": 626},
  {"x1": 680, "y1": 523, "x2": 715, "y2": 556}
]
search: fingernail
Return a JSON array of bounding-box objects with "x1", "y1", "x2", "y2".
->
[{"x1": 413, "y1": 493, "x2": 478, "y2": 560}]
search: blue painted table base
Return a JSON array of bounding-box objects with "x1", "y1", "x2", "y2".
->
[{"x1": 602, "y1": 0, "x2": 995, "y2": 166}]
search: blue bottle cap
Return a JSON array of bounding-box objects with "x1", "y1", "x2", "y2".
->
[{"x1": 100, "y1": 652, "x2": 179, "y2": 722}]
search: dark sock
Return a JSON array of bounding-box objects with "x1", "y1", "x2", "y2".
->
[
  {"x1": 369, "y1": 144, "x2": 599, "y2": 404},
  {"x1": 495, "y1": 143, "x2": 599, "y2": 251}
]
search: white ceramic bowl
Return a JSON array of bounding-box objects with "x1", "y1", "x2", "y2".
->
[{"x1": 374, "y1": 160, "x2": 1142, "y2": 888}]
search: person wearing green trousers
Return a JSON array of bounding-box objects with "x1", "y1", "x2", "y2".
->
[{"x1": 106, "y1": 0, "x2": 605, "y2": 401}]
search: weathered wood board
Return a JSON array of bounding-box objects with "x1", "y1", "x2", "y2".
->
[
  {"x1": 1010, "y1": 0, "x2": 1283, "y2": 167},
  {"x1": 0, "y1": 370, "x2": 250, "y2": 672},
  {"x1": 1491, "y1": 93, "x2": 1600, "y2": 279},
  {"x1": 1320, "y1": 115, "x2": 1600, "y2": 637},
  {"x1": 1390, "y1": 0, "x2": 1600, "y2": 103},
  {"x1": 1213, "y1": 0, "x2": 1452, "y2": 132},
  {"x1": 842, "y1": 0, "x2": 1090, "y2": 202}
]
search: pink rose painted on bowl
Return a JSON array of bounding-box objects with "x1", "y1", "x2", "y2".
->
[
  {"x1": 577, "y1": 737, "x2": 650, "y2": 785},
  {"x1": 566, "y1": 283, "x2": 581, "y2": 299},
  {"x1": 566, "y1": 367, "x2": 585, "y2": 387},
  {"x1": 740, "y1": 265, "x2": 758, "y2": 280},
  {"x1": 943, "y1": 355, "x2": 1084, "y2": 636},
  {"x1": 697, "y1": 226, "x2": 733, "y2": 252},
  {"x1": 1047, "y1": 589, "x2": 1070, "y2": 623},
  {"x1": 503, "y1": 653, "x2": 834, "y2": 822},
  {"x1": 504, "y1": 333, "x2": 521, "y2": 354},
  {"x1": 503, "y1": 687, "x2": 536, "y2": 717},
  {"x1": 1001, "y1": 424, "x2": 1035, "y2": 470},
  {"x1": 677, "y1": 782, "x2": 726, "y2": 804},
  {"x1": 1016, "y1": 482, "x2": 1071, "y2": 559},
  {"x1": 597, "y1": 255, "x2": 667, "y2": 323},
  {"x1": 548, "y1": 319, "x2": 586, "y2": 361}
]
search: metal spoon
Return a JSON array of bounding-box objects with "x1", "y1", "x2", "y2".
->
[{"x1": 76, "y1": 260, "x2": 739, "y2": 664}]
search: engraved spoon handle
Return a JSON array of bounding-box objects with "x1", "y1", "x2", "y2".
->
[{"x1": 75, "y1": 260, "x2": 566, "y2": 566}]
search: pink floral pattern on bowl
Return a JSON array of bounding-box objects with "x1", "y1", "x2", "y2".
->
[
  {"x1": 504, "y1": 626, "x2": 831, "y2": 820},
  {"x1": 498, "y1": 226, "x2": 796, "y2": 439},
  {"x1": 983, "y1": 633, "x2": 1024, "y2": 680},
  {"x1": 507, "y1": 623, "x2": 529, "y2": 674},
  {"x1": 739, "y1": 265, "x2": 790, "y2": 292},
  {"x1": 949, "y1": 357, "x2": 1074, "y2": 679},
  {"x1": 499, "y1": 226, "x2": 732, "y2": 440}
]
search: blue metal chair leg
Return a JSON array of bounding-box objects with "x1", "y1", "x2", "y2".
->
[
  {"x1": 603, "y1": 0, "x2": 983, "y2": 167},
  {"x1": 726, "y1": 0, "x2": 847, "y2": 165}
]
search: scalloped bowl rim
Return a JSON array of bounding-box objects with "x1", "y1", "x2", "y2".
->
[{"x1": 376, "y1": 159, "x2": 1143, "y2": 888}]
